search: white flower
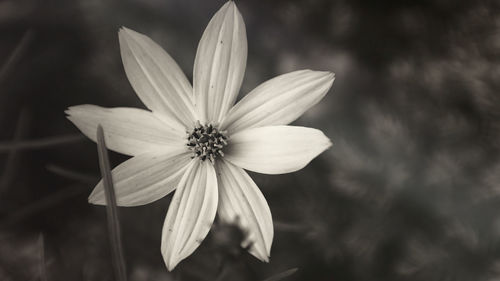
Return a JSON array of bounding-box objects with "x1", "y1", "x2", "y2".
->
[{"x1": 66, "y1": 1, "x2": 334, "y2": 271}]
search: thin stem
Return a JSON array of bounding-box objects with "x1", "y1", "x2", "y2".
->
[{"x1": 96, "y1": 125, "x2": 127, "y2": 281}]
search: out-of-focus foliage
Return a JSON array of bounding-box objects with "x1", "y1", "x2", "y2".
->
[{"x1": 1, "y1": 0, "x2": 500, "y2": 280}]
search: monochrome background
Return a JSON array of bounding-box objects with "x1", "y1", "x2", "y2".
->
[{"x1": 1, "y1": 0, "x2": 500, "y2": 280}]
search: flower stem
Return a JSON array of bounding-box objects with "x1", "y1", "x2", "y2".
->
[{"x1": 97, "y1": 125, "x2": 127, "y2": 281}]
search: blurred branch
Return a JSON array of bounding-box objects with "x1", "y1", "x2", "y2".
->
[
  {"x1": 38, "y1": 234, "x2": 48, "y2": 281},
  {"x1": 274, "y1": 220, "x2": 308, "y2": 233},
  {"x1": 96, "y1": 125, "x2": 127, "y2": 281},
  {"x1": 0, "y1": 29, "x2": 34, "y2": 86},
  {"x1": 0, "y1": 134, "x2": 84, "y2": 152},
  {"x1": 261, "y1": 268, "x2": 298, "y2": 281},
  {"x1": 0, "y1": 256, "x2": 30, "y2": 281},
  {"x1": 0, "y1": 108, "x2": 30, "y2": 195},
  {"x1": 214, "y1": 262, "x2": 229, "y2": 281},
  {"x1": 46, "y1": 163, "x2": 96, "y2": 183},
  {"x1": 0, "y1": 184, "x2": 86, "y2": 228}
]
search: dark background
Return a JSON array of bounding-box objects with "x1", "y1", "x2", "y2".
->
[{"x1": 1, "y1": 0, "x2": 500, "y2": 280}]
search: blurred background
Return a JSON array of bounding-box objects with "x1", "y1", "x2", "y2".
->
[{"x1": 1, "y1": 0, "x2": 500, "y2": 280}]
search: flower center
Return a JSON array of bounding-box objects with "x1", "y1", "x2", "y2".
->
[{"x1": 187, "y1": 121, "x2": 228, "y2": 162}]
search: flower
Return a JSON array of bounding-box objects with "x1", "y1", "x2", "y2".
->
[{"x1": 66, "y1": 1, "x2": 334, "y2": 271}]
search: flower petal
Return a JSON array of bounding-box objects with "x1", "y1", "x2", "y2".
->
[
  {"x1": 193, "y1": 1, "x2": 247, "y2": 123},
  {"x1": 66, "y1": 105, "x2": 185, "y2": 156},
  {"x1": 119, "y1": 27, "x2": 197, "y2": 129},
  {"x1": 161, "y1": 160, "x2": 218, "y2": 270},
  {"x1": 89, "y1": 150, "x2": 191, "y2": 206},
  {"x1": 216, "y1": 159, "x2": 273, "y2": 261},
  {"x1": 225, "y1": 126, "x2": 332, "y2": 174},
  {"x1": 221, "y1": 70, "x2": 335, "y2": 134}
]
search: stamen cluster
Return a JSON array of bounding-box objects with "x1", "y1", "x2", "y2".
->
[{"x1": 187, "y1": 121, "x2": 228, "y2": 162}]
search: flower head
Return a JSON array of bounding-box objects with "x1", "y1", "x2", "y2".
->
[{"x1": 66, "y1": 1, "x2": 334, "y2": 270}]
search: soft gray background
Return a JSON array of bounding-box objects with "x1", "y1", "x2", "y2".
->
[{"x1": 1, "y1": 0, "x2": 500, "y2": 280}]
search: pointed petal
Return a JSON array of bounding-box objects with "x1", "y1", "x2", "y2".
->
[
  {"x1": 119, "y1": 27, "x2": 197, "y2": 128},
  {"x1": 221, "y1": 70, "x2": 335, "y2": 133},
  {"x1": 225, "y1": 126, "x2": 332, "y2": 174},
  {"x1": 216, "y1": 159, "x2": 273, "y2": 261},
  {"x1": 66, "y1": 105, "x2": 186, "y2": 156},
  {"x1": 193, "y1": 1, "x2": 247, "y2": 123},
  {"x1": 161, "y1": 160, "x2": 218, "y2": 270},
  {"x1": 89, "y1": 150, "x2": 191, "y2": 206}
]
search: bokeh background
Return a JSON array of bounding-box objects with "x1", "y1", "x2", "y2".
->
[{"x1": 1, "y1": 0, "x2": 500, "y2": 280}]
